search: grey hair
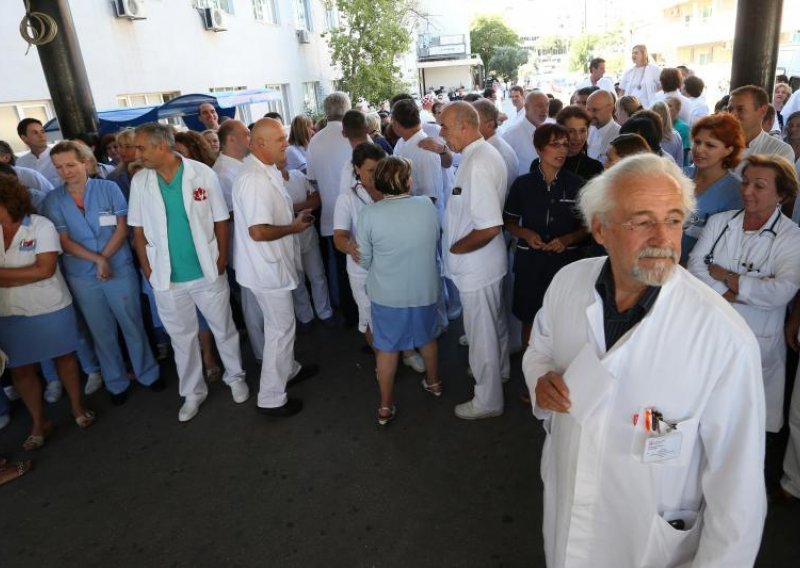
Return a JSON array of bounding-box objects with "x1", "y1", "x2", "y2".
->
[
  {"x1": 324, "y1": 92, "x2": 352, "y2": 120},
  {"x1": 472, "y1": 98, "x2": 499, "y2": 125},
  {"x1": 578, "y1": 153, "x2": 696, "y2": 232},
  {"x1": 134, "y1": 122, "x2": 175, "y2": 148}
]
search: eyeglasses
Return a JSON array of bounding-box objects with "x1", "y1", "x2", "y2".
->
[
  {"x1": 547, "y1": 141, "x2": 570, "y2": 149},
  {"x1": 617, "y1": 218, "x2": 684, "y2": 233}
]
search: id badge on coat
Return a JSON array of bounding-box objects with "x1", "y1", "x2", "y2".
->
[
  {"x1": 630, "y1": 407, "x2": 697, "y2": 465},
  {"x1": 99, "y1": 213, "x2": 117, "y2": 227}
]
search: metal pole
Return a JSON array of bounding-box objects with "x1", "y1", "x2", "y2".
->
[
  {"x1": 24, "y1": 0, "x2": 98, "y2": 138},
  {"x1": 730, "y1": 0, "x2": 784, "y2": 96}
]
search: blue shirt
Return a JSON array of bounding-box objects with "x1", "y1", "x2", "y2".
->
[
  {"x1": 681, "y1": 166, "x2": 742, "y2": 262},
  {"x1": 43, "y1": 178, "x2": 134, "y2": 279},
  {"x1": 356, "y1": 195, "x2": 440, "y2": 308}
]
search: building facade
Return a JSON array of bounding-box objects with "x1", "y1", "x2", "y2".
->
[{"x1": 0, "y1": 0, "x2": 339, "y2": 152}]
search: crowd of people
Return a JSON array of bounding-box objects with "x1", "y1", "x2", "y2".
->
[{"x1": 1, "y1": 41, "x2": 800, "y2": 565}]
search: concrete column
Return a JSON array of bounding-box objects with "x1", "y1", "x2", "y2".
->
[{"x1": 730, "y1": 0, "x2": 784, "y2": 95}]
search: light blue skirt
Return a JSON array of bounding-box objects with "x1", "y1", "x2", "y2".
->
[
  {"x1": 371, "y1": 302, "x2": 438, "y2": 352},
  {"x1": 0, "y1": 305, "x2": 80, "y2": 368}
]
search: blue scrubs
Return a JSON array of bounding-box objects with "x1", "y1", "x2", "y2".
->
[
  {"x1": 680, "y1": 166, "x2": 743, "y2": 263},
  {"x1": 43, "y1": 178, "x2": 159, "y2": 394}
]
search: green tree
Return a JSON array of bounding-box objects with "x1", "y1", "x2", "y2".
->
[
  {"x1": 470, "y1": 15, "x2": 520, "y2": 70},
  {"x1": 568, "y1": 34, "x2": 599, "y2": 73},
  {"x1": 488, "y1": 46, "x2": 529, "y2": 82},
  {"x1": 324, "y1": 0, "x2": 416, "y2": 105}
]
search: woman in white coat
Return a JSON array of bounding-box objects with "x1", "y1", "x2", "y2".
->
[
  {"x1": 618, "y1": 44, "x2": 661, "y2": 108},
  {"x1": 688, "y1": 154, "x2": 800, "y2": 433}
]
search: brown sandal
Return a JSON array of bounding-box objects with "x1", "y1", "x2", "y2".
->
[{"x1": 0, "y1": 459, "x2": 32, "y2": 486}]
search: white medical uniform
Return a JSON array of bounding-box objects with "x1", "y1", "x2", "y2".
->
[
  {"x1": 444, "y1": 138, "x2": 510, "y2": 412},
  {"x1": 688, "y1": 96, "x2": 709, "y2": 126},
  {"x1": 233, "y1": 155, "x2": 302, "y2": 409},
  {"x1": 587, "y1": 120, "x2": 621, "y2": 164},
  {"x1": 651, "y1": 90, "x2": 693, "y2": 124},
  {"x1": 486, "y1": 134, "x2": 519, "y2": 193},
  {"x1": 395, "y1": 129, "x2": 443, "y2": 201},
  {"x1": 16, "y1": 146, "x2": 61, "y2": 188},
  {"x1": 688, "y1": 208, "x2": 800, "y2": 432},
  {"x1": 524, "y1": 258, "x2": 766, "y2": 568},
  {"x1": 13, "y1": 165, "x2": 54, "y2": 193},
  {"x1": 576, "y1": 76, "x2": 616, "y2": 94},
  {"x1": 619, "y1": 63, "x2": 661, "y2": 108},
  {"x1": 741, "y1": 130, "x2": 795, "y2": 165},
  {"x1": 127, "y1": 157, "x2": 245, "y2": 402},
  {"x1": 212, "y1": 153, "x2": 243, "y2": 212},
  {"x1": 333, "y1": 183, "x2": 373, "y2": 333},
  {"x1": 306, "y1": 121, "x2": 353, "y2": 237},
  {"x1": 502, "y1": 117, "x2": 538, "y2": 176},
  {"x1": 282, "y1": 169, "x2": 333, "y2": 323}
]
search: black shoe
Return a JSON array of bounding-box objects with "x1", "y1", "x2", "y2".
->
[
  {"x1": 146, "y1": 378, "x2": 166, "y2": 392},
  {"x1": 257, "y1": 398, "x2": 303, "y2": 417},
  {"x1": 109, "y1": 388, "x2": 129, "y2": 406},
  {"x1": 287, "y1": 364, "x2": 319, "y2": 388},
  {"x1": 297, "y1": 320, "x2": 314, "y2": 335},
  {"x1": 320, "y1": 316, "x2": 336, "y2": 328}
]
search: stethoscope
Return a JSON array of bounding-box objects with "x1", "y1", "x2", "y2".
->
[{"x1": 704, "y1": 208, "x2": 781, "y2": 267}]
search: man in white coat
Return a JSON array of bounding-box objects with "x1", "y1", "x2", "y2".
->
[
  {"x1": 128, "y1": 123, "x2": 248, "y2": 422},
  {"x1": 502, "y1": 91, "x2": 550, "y2": 176},
  {"x1": 232, "y1": 118, "x2": 319, "y2": 417},
  {"x1": 440, "y1": 102, "x2": 510, "y2": 420},
  {"x1": 524, "y1": 153, "x2": 766, "y2": 567}
]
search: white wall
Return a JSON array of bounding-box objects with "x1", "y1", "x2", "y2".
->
[{"x1": 0, "y1": 0, "x2": 337, "y2": 149}]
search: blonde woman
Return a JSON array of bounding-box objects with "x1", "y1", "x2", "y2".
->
[
  {"x1": 618, "y1": 44, "x2": 661, "y2": 107},
  {"x1": 286, "y1": 115, "x2": 314, "y2": 173},
  {"x1": 652, "y1": 101, "x2": 684, "y2": 165}
]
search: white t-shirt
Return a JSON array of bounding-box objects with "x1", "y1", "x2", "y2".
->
[
  {"x1": 332, "y1": 183, "x2": 373, "y2": 277},
  {"x1": 0, "y1": 214, "x2": 71, "y2": 317},
  {"x1": 306, "y1": 121, "x2": 353, "y2": 236},
  {"x1": 16, "y1": 146, "x2": 61, "y2": 188},
  {"x1": 502, "y1": 117, "x2": 538, "y2": 176},
  {"x1": 395, "y1": 128, "x2": 443, "y2": 201},
  {"x1": 688, "y1": 97, "x2": 710, "y2": 126},
  {"x1": 212, "y1": 153, "x2": 244, "y2": 212},
  {"x1": 742, "y1": 130, "x2": 795, "y2": 165},
  {"x1": 587, "y1": 120, "x2": 621, "y2": 164},
  {"x1": 282, "y1": 169, "x2": 320, "y2": 253},
  {"x1": 651, "y1": 90, "x2": 693, "y2": 124},
  {"x1": 443, "y1": 138, "x2": 507, "y2": 292},
  {"x1": 232, "y1": 155, "x2": 299, "y2": 292}
]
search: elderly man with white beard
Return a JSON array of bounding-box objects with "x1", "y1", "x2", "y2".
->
[{"x1": 522, "y1": 153, "x2": 767, "y2": 567}]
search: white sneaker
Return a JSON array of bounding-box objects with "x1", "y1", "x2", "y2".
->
[
  {"x1": 229, "y1": 379, "x2": 250, "y2": 404},
  {"x1": 0, "y1": 413, "x2": 9, "y2": 430},
  {"x1": 44, "y1": 380, "x2": 63, "y2": 403},
  {"x1": 458, "y1": 334, "x2": 469, "y2": 346},
  {"x1": 84, "y1": 372, "x2": 104, "y2": 395},
  {"x1": 3, "y1": 385, "x2": 20, "y2": 401},
  {"x1": 178, "y1": 395, "x2": 207, "y2": 423},
  {"x1": 454, "y1": 400, "x2": 503, "y2": 420},
  {"x1": 402, "y1": 353, "x2": 426, "y2": 374}
]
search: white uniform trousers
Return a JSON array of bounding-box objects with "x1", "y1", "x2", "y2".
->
[
  {"x1": 460, "y1": 279, "x2": 510, "y2": 412},
  {"x1": 251, "y1": 288, "x2": 301, "y2": 408},
  {"x1": 242, "y1": 286, "x2": 265, "y2": 360},
  {"x1": 154, "y1": 275, "x2": 244, "y2": 401},
  {"x1": 782, "y1": 365, "x2": 800, "y2": 497},
  {"x1": 292, "y1": 245, "x2": 333, "y2": 324}
]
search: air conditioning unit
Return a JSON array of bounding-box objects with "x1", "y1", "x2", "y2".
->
[
  {"x1": 114, "y1": 0, "x2": 147, "y2": 20},
  {"x1": 203, "y1": 7, "x2": 228, "y2": 32},
  {"x1": 297, "y1": 29, "x2": 311, "y2": 44}
]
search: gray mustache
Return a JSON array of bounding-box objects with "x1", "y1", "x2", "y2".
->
[{"x1": 637, "y1": 247, "x2": 677, "y2": 260}]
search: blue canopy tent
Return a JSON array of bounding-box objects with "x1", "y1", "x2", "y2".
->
[{"x1": 43, "y1": 88, "x2": 281, "y2": 135}]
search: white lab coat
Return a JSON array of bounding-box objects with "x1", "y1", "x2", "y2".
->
[
  {"x1": 127, "y1": 157, "x2": 230, "y2": 292},
  {"x1": 523, "y1": 258, "x2": 766, "y2": 568},
  {"x1": 688, "y1": 208, "x2": 800, "y2": 432}
]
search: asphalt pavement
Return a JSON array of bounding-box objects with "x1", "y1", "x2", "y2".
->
[{"x1": 1, "y1": 318, "x2": 798, "y2": 567}]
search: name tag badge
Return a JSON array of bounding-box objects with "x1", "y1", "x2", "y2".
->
[
  {"x1": 99, "y1": 214, "x2": 117, "y2": 227},
  {"x1": 452, "y1": 186, "x2": 462, "y2": 196},
  {"x1": 642, "y1": 431, "x2": 683, "y2": 463},
  {"x1": 19, "y1": 239, "x2": 36, "y2": 251}
]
